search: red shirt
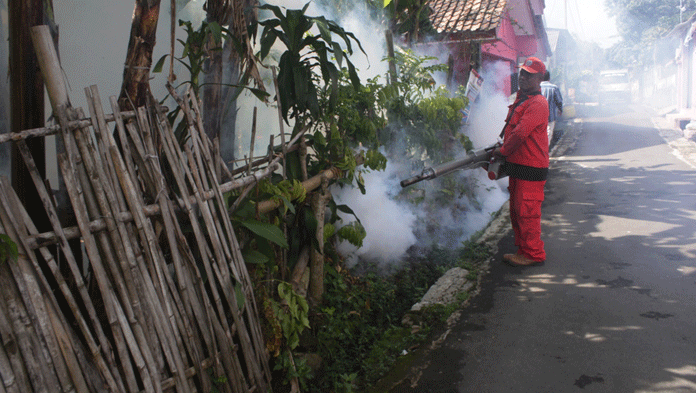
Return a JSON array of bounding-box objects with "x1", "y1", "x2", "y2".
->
[{"x1": 500, "y1": 92, "x2": 550, "y2": 168}]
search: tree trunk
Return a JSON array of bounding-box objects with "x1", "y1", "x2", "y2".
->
[
  {"x1": 202, "y1": 0, "x2": 231, "y2": 144},
  {"x1": 203, "y1": 0, "x2": 261, "y2": 164},
  {"x1": 9, "y1": 0, "x2": 51, "y2": 233},
  {"x1": 308, "y1": 178, "x2": 331, "y2": 307},
  {"x1": 118, "y1": 0, "x2": 162, "y2": 111}
]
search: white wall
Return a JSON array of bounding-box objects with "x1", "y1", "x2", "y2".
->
[{"x1": 54, "y1": 0, "x2": 193, "y2": 111}]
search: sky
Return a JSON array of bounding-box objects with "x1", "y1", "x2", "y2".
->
[{"x1": 544, "y1": 0, "x2": 621, "y2": 48}]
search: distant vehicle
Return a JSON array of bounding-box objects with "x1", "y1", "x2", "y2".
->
[{"x1": 598, "y1": 69, "x2": 632, "y2": 104}]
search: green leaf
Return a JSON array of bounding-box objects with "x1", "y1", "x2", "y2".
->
[
  {"x1": 346, "y1": 58, "x2": 361, "y2": 88},
  {"x1": 248, "y1": 88, "x2": 270, "y2": 102},
  {"x1": 323, "y1": 223, "x2": 336, "y2": 244},
  {"x1": 314, "y1": 16, "x2": 332, "y2": 44},
  {"x1": 152, "y1": 54, "x2": 168, "y2": 73},
  {"x1": 313, "y1": 130, "x2": 326, "y2": 148},
  {"x1": 208, "y1": 21, "x2": 223, "y2": 44},
  {"x1": 0, "y1": 234, "x2": 18, "y2": 264},
  {"x1": 234, "y1": 281, "x2": 246, "y2": 311},
  {"x1": 336, "y1": 204, "x2": 361, "y2": 224},
  {"x1": 259, "y1": 26, "x2": 278, "y2": 60},
  {"x1": 279, "y1": 195, "x2": 295, "y2": 214},
  {"x1": 384, "y1": 0, "x2": 392, "y2": 7},
  {"x1": 337, "y1": 222, "x2": 366, "y2": 248},
  {"x1": 240, "y1": 220, "x2": 289, "y2": 249},
  {"x1": 258, "y1": 3, "x2": 285, "y2": 21},
  {"x1": 255, "y1": 237, "x2": 276, "y2": 262},
  {"x1": 293, "y1": 63, "x2": 309, "y2": 113},
  {"x1": 332, "y1": 41, "x2": 344, "y2": 68},
  {"x1": 241, "y1": 248, "x2": 270, "y2": 264},
  {"x1": 277, "y1": 52, "x2": 296, "y2": 122}
]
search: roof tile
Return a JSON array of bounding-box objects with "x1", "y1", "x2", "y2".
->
[{"x1": 430, "y1": 0, "x2": 507, "y2": 35}]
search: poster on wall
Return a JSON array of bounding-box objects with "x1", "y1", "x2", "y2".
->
[{"x1": 462, "y1": 68, "x2": 484, "y2": 124}]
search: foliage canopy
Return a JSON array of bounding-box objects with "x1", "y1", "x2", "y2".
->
[{"x1": 604, "y1": 0, "x2": 696, "y2": 67}]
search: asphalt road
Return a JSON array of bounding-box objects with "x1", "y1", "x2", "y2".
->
[{"x1": 384, "y1": 104, "x2": 696, "y2": 393}]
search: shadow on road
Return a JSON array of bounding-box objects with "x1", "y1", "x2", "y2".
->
[{"x1": 378, "y1": 108, "x2": 696, "y2": 393}]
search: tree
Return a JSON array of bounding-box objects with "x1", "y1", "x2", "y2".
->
[
  {"x1": 118, "y1": 0, "x2": 162, "y2": 110},
  {"x1": 202, "y1": 0, "x2": 262, "y2": 160},
  {"x1": 604, "y1": 0, "x2": 696, "y2": 67}
]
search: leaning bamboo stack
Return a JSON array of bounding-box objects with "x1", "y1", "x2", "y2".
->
[{"x1": 0, "y1": 83, "x2": 276, "y2": 392}]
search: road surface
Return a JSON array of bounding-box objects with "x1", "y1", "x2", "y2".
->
[{"x1": 384, "y1": 104, "x2": 696, "y2": 393}]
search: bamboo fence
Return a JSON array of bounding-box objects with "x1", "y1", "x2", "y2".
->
[{"x1": 0, "y1": 82, "x2": 290, "y2": 392}]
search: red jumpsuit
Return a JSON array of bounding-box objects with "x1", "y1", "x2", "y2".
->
[{"x1": 500, "y1": 92, "x2": 549, "y2": 262}]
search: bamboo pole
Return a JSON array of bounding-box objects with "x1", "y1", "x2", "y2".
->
[
  {"x1": 257, "y1": 166, "x2": 343, "y2": 214},
  {"x1": 247, "y1": 107, "x2": 257, "y2": 176},
  {"x1": 0, "y1": 227, "x2": 73, "y2": 393},
  {"x1": 272, "y1": 66, "x2": 287, "y2": 179},
  {"x1": 58, "y1": 154, "x2": 138, "y2": 392},
  {"x1": 68, "y1": 113, "x2": 153, "y2": 393},
  {"x1": 30, "y1": 25, "x2": 69, "y2": 111},
  {"x1": 15, "y1": 133, "x2": 132, "y2": 391},
  {"x1": 0, "y1": 265, "x2": 52, "y2": 393},
  {"x1": 0, "y1": 175, "x2": 122, "y2": 392},
  {"x1": 0, "y1": 276, "x2": 33, "y2": 393},
  {"x1": 152, "y1": 90, "x2": 259, "y2": 391},
  {"x1": 128, "y1": 108, "x2": 197, "y2": 393},
  {"x1": 186, "y1": 91, "x2": 269, "y2": 390},
  {"x1": 85, "y1": 86, "x2": 163, "y2": 393}
]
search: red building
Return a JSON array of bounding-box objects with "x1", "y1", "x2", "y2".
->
[{"x1": 427, "y1": 0, "x2": 552, "y2": 95}]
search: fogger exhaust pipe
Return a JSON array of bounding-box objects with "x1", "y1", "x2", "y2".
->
[{"x1": 400, "y1": 142, "x2": 504, "y2": 188}]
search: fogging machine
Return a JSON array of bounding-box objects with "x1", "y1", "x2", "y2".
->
[{"x1": 400, "y1": 142, "x2": 507, "y2": 188}]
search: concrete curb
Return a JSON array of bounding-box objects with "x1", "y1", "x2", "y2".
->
[{"x1": 651, "y1": 115, "x2": 696, "y2": 169}]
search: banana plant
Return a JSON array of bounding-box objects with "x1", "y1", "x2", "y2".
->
[{"x1": 257, "y1": 3, "x2": 366, "y2": 125}]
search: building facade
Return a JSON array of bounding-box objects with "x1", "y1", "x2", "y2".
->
[{"x1": 428, "y1": 0, "x2": 551, "y2": 95}]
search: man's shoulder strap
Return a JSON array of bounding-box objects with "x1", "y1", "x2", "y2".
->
[{"x1": 499, "y1": 91, "x2": 541, "y2": 138}]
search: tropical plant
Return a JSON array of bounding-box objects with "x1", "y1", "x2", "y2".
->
[
  {"x1": 383, "y1": 0, "x2": 435, "y2": 43},
  {"x1": 257, "y1": 2, "x2": 366, "y2": 127},
  {"x1": 153, "y1": 19, "x2": 268, "y2": 142}
]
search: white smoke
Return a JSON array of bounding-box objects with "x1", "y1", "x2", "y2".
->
[
  {"x1": 332, "y1": 60, "x2": 513, "y2": 268},
  {"x1": 332, "y1": 162, "x2": 418, "y2": 267},
  {"x1": 244, "y1": 2, "x2": 513, "y2": 268}
]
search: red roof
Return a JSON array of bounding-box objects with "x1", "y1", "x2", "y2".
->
[{"x1": 429, "y1": 0, "x2": 508, "y2": 36}]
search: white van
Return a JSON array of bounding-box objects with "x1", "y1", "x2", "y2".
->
[{"x1": 598, "y1": 69, "x2": 632, "y2": 104}]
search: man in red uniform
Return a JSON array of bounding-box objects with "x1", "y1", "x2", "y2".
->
[{"x1": 495, "y1": 57, "x2": 549, "y2": 266}]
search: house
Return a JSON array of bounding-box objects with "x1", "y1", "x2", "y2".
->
[
  {"x1": 427, "y1": 0, "x2": 552, "y2": 95},
  {"x1": 663, "y1": 12, "x2": 696, "y2": 128},
  {"x1": 545, "y1": 28, "x2": 576, "y2": 95}
]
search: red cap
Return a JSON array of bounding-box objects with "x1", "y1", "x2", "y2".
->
[{"x1": 519, "y1": 57, "x2": 546, "y2": 75}]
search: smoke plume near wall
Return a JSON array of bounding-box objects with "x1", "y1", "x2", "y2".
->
[
  {"x1": 332, "y1": 59, "x2": 514, "y2": 269},
  {"x1": 233, "y1": 2, "x2": 514, "y2": 269},
  {"x1": 332, "y1": 161, "x2": 418, "y2": 267}
]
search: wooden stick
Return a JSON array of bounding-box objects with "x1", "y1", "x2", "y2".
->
[
  {"x1": 248, "y1": 107, "x2": 257, "y2": 176},
  {"x1": 272, "y1": 66, "x2": 287, "y2": 179},
  {"x1": 0, "y1": 173, "x2": 123, "y2": 392},
  {"x1": 0, "y1": 108, "x2": 156, "y2": 145},
  {"x1": 0, "y1": 263, "x2": 55, "y2": 392},
  {"x1": 14, "y1": 135, "x2": 129, "y2": 390},
  {"x1": 0, "y1": 271, "x2": 33, "y2": 393},
  {"x1": 58, "y1": 154, "x2": 135, "y2": 392},
  {"x1": 30, "y1": 25, "x2": 70, "y2": 111}
]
